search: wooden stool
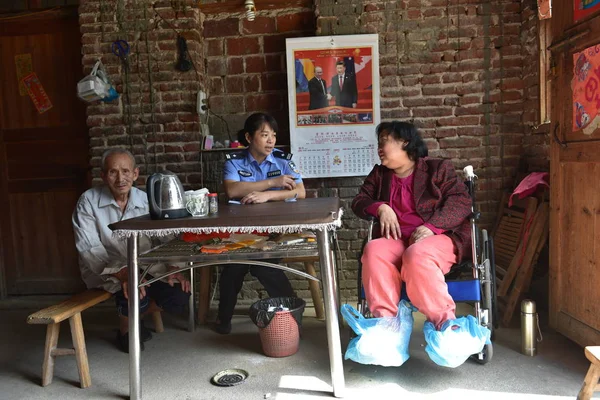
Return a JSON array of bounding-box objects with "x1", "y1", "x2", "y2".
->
[
  {"x1": 578, "y1": 346, "x2": 600, "y2": 400},
  {"x1": 27, "y1": 289, "x2": 164, "y2": 388}
]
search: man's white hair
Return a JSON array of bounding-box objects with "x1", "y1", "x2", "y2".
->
[{"x1": 100, "y1": 148, "x2": 136, "y2": 172}]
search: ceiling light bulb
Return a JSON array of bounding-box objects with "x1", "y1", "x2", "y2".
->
[{"x1": 244, "y1": 0, "x2": 256, "y2": 21}]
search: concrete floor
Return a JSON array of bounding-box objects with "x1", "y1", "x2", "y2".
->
[{"x1": 0, "y1": 300, "x2": 595, "y2": 400}]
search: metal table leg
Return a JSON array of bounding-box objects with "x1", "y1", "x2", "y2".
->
[
  {"x1": 188, "y1": 262, "x2": 195, "y2": 332},
  {"x1": 316, "y1": 229, "x2": 345, "y2": 398},
  {"x1": 128, "y1": 235, "x2": 141, "y2": 400}
]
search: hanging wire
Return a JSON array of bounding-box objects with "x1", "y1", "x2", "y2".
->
[{"x1": 208, "y1": 109, "x2": 233, "y2": 142}]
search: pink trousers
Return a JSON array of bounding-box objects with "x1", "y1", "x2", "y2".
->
[{"x1": 361, "y1": 235, "x2": 458, "y2": 330}]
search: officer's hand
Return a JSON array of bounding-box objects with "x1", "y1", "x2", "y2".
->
[
  {"x1": 241, "y1": 191, "x2": 270, "y2": 204},
  {"x1": 272, "y1": 175, "x2": 296, "y2": 190}
]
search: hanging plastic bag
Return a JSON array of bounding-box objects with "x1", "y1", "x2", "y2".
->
[
  {"x1": 77, "y1": 60, "x2": 119, "y2": 103},
  {"x1": 423, "y1": 315, "x2": 491, "y2": 368},
  {"x1": 341, "y1": 300, "x2": 415, "y2": 367}
]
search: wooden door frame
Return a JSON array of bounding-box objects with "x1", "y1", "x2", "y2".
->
[{"x1": 0, "y1": 6, "x2": 82, "y2": 298}]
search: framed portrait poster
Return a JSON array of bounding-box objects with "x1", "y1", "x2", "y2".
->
[{"x1": 285, "y1": 34, "x2": 380, "y2": 179}]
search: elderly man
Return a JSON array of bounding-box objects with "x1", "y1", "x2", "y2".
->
[
  {"x1": 308, "y1": 66, "x2": 331, "y2": 110},
  {"x1": 72, "y1": 148, "x2": 190, "y2": 353}
]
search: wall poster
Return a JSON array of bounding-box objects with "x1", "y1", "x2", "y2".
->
[
  {"x1": 574, "y1": 0, "x2": 600, "y2": 21},
  {"x1": 285, "y1": 34, "x2": 380, "y2": 179}
]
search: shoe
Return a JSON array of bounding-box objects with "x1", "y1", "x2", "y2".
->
[
  {"x1": 140, "y1": 322, "x2": 152, "y2": 342},
  {"x1": 116, "y1": 331, "x2": 145, "y2": 353},
  {"x1": 215, "y1": 320, "x2": 232, "y2": 335}
]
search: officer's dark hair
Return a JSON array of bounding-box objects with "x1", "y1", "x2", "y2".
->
[
  {"x1": 336, "y1": 60, "x2": 344, "y2": 67},
  {"x1": 237, "y1": 113, "x2": 279, "y2": 146},
  {"x1": 376, "y1": 121, "x2": 428, "y2": 161}
]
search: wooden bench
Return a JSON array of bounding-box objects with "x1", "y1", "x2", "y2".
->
[
  {"x1": 578, "y1": 346, "x2": 600, "y2": 400},
  {"x1": 26, "y1": 289, "x2": 163, "y2": 388}
]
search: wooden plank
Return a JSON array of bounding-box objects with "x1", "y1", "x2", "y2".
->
[
  {"x1": 501, "y1": 203, "x2": 550, "y2": 326},
  {"x1": 27, "y1": 290, "x2": 111, "y2": 324},
  {"x1": 69, "y1": 312, "x2": 91, "y2": 388},
  {"x1": 41, "y1": 323, "x2": 60, "y2": 387}
]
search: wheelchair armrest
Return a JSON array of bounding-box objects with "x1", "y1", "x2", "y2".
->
[{"x1": 365, "y1": 216, "x2": 376, "y2": 242}]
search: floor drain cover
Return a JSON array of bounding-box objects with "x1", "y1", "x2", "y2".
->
[{"x1": 211, "y1": 369, "x2": 249, "y2": 387}]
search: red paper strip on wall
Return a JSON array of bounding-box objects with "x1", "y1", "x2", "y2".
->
[
  {"x1": 21, "y1": 72, "x2": 53, "y2": 114},
  {"x1": 572, "y1": 44, "x2": 600, "y2": 134}
]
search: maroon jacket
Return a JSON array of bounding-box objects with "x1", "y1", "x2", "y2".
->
[{"x1": 351, "y1": 157, "x2": 472, "y2": 261}]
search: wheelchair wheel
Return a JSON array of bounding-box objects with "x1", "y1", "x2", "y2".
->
[{"x1": 471, "y1": 343, "x2": 493, "y2": 365}]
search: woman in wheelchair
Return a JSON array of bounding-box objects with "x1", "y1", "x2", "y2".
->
[{"x1": 349, "y1": 121, "x2": 490, "y2": 368}]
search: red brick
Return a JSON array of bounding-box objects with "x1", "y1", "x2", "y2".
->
[
  {"x1": 203, "y1": 18, "x2": 240, "y2": 38},
  {"x1": 261, "y1": 73, "x2": 286, "y2": 91},
  {"x1": 207, "y1": 58, "x2": 227, "y2": 75},
  {"x1": 245, "y1": 75, "x2": 260, "y2": 92},
  {"x1": 245, "y1": 55, "x2": 266, "y2": 73},
  {"x1": 206, "y1": 39, "x2": 224, "y2": 56},
  {"x1": 242, "y1": 16, "x2": 276, "y2": 35},
  {"x1": 412, "y1": 107, "x2": 453, "y2": 118},
  {"x1": 179, "y1": 113, "x2": 199, "y2": 122},
  {"x1": 228, "y1": 57, "x2": 244, "y2": 74},
  {"x1": 246, "y1": 93, "x2": 283, "y2": 112},
  {"x1": 265, "y1": 54, "x2": 284, "y2": 72},
  {"x1": 436, "y1": 116, "x2": 480, "y2": 126},
  {"x1": 209, "y1": 77, "x2": 224, "y2": 94},
  {"x1": 263, "y1": 34, "x2": 288, "y2": 54},
  {"x1": 226, "y1": 37, "x2": 260, "y2": 56},
  {"x1": 277, "y1": 12, "x2": 315, "y2": 33},
  {"x1": 226, "y1": 76, "x2": 245, "y2": 93}
]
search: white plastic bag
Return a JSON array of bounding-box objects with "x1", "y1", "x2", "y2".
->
[{"x1": 77, "y1": 60, "x2": 117, "y2": 103}]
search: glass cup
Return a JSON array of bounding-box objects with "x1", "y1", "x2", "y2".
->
[{"x1": 185, "y1": 193, "x2": 208, "y2": 217}]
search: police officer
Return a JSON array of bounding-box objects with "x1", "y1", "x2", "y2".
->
[{"x1": 216, "y1": 113, "x2": 305, "y2": 334}]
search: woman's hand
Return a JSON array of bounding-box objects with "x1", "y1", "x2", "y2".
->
[
  {"x1": 409, "y1": 225, "x2": 434, "y2": 245},
  {"x1": 167, "y1": 266, "x2": 191, "y2": 293},
  {"x1": 377, "y1": 204, "x2": 401, "y2": 240},
  {"x1": 271, "y1": 175, "x2": 297, "y2": 190},
  {"x1": 241, "y1": 191, "x2": 271, "y2": 204}
]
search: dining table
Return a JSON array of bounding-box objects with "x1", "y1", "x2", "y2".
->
[{"x1": 109, "y1": 197, "x2": 346, "y2": 399}]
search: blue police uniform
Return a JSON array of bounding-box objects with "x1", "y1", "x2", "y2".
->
[
  {"x1": 223, "y1": 149, "x2": 302, "y2": 188},
  {"x1": 216, "y1": 148, "x2": 298, "y2": 333}
]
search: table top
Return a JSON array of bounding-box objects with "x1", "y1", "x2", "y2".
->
[{"x1": 109, "y1": 197, "x2": 342, "y2": 237}]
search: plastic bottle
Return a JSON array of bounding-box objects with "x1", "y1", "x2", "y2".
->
[{"x1": 208, "y1": 193, "x2": 218, "y2": 215}]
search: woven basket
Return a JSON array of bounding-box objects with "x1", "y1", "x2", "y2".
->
[{"x1": 258, "y1": 310, "x2": 300, "y2": 357}]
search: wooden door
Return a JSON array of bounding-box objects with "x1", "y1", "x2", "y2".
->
[
  {"x1": 549, "y1": 6, "x2": 600, "y2": 346},
  {"x1": 0, "y1": 8, "x2": 89, "y2": 295}
]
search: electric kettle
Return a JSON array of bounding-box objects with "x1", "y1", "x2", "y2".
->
[{"x1": 146, "y1": 171, "x2": 188, "y2": 220}]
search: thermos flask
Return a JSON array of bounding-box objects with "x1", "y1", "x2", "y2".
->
[{"x1": 521, "y1": 299, "x2": 537, "y2": 356}]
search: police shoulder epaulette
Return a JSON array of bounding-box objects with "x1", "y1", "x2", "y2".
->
[
  {"x1": 224, "y1": 151, "x2": 244, "y2": 160},
  {"x1": 273, "y1": 151, "x2": 293, "y2": 160}
]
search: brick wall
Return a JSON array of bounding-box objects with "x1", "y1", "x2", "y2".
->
[
  {"x1": 202, "y1": 8, "x2": 315, "y2": 143},
  {"x1": 79, "y1": 0, "x2": 205, "y2": 187},
  {"x1": 79, "y1": 0, "x2": 548, "y2": 306}
]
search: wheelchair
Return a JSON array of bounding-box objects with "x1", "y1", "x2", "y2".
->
[{"x1": 355, "y1": 165, "x2": 498, "y2": 364}]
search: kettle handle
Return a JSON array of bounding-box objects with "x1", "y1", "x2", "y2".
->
[{"x1": 146, "y1": 174, "x2": 161, "y2": 216}]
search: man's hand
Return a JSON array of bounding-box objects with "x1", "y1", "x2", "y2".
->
[
  {"x1": 167, "y1": 266, "x2": 191, "y2": 293},
  {"x1": 270, "y1": 175, "x2": 296, "y2": 191},
  {"x1": 115, "y1": 268, "x2": 148, "y2": 300},
  {"x1": 377, "y1": 204, "x2": 401, "y2": 240},
  {"x1": 409, "y1": 225, "x2": 434, "y2": 245},
  {"x1": 241, "y1": 191, "x2": 271, "y2": 204}
]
